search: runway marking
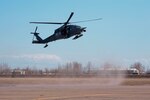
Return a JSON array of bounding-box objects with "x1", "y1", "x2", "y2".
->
[{"x1": 34, "y1": 93, "x2": 109, "y2": 100}]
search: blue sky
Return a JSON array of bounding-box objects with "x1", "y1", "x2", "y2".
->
[{"x1": 0, "y1": 0, "x2": 150, "y2": 69}]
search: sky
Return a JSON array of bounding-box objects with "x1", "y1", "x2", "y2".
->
[{"x1": 0, "y1": 0, "x2": 150, "y2": 69}]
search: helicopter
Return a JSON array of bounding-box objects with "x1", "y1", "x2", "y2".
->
[{"x1": 30, "y1": 12, "x2": 102, "y2": 48}]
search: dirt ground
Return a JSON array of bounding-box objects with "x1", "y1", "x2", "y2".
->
[{"x1": 0, "y1": 77, "x2": 150, "y2": 100}]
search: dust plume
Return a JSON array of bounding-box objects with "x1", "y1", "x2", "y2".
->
[{"x1": 95, "y1": 62, "x2": 126, "y2": 86}]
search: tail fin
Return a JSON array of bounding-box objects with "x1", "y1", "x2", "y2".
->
[
  {"x1": 31, "y1": 26, "x2": 43, "y2": 42},
  {"x1": 33, "y1": 33, "x2": 43, "y2": 41}
]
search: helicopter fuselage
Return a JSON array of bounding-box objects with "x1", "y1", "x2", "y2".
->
[{"x1": 32, "y1": 25, "x2": 86, "y2": 44}]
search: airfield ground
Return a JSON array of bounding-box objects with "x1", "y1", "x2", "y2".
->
[{"x1": 0, "y1": 77, "x2": 150, "y2": 100}]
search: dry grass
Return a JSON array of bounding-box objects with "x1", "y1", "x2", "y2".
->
[
  {"x1": 121, "y1": 78, "x2": 150, "y2": 85},
  {"x1": 0, "y1": 77, "x2": 150, "y2": 85}
]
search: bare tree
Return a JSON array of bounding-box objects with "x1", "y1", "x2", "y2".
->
[
  {"x1": 44, "y1": 68, "x2": 50, "y2": 74},
  {"x1": 0, "y1": 63, "x2": 11, "y2": 75},
  {"x1": 72, "y1": 62, "x2": 82, "y2": 76},
  {"x1": 87, "y1": 62, "x2": 92, "y2": 74},
  {"x1": 131, "y1": 62, "x2": 145, "y2": 74}
]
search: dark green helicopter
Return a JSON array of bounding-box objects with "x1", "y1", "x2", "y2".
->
[{"x1": 30, "y1": 12, "x2": 102, "y2": 48}]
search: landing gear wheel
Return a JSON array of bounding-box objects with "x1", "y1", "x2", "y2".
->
[{"x1": 44, "y1": 43, "x2": 48, "y2": 48}]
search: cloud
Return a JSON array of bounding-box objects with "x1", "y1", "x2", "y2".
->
[{"x1": 1, "y1": 53, "x2": 61, "y2": 62}]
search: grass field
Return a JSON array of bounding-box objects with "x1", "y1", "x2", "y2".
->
[{"x1": 0, "y1": 77, "x2": 150, "y2": 100}]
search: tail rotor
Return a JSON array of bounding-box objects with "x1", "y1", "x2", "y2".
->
[
  {"x1": 34, "y1": 26, "x2": 38, "y2": 33},
  {"x1": 31, "y1": 26, "x2": 39, "y2": 34},
  {"x1": 31, "y1": 26, "x2": 39, "y2": 41}
]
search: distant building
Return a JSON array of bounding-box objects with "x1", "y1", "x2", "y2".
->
[
  {"x1": 127, "y1": 68, "x2": 140, "y2": 75},
  {"x1": 12, "y1": 69, "x2": 26, "y2": 77}
]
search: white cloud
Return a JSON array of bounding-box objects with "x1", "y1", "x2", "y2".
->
[{"x1": 1, "y1": 53, "x2": 61, "y2": 62}]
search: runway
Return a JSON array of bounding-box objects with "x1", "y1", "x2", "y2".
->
[{"x1": 0, "y1": 78, "x2": 150, "y2": 100}]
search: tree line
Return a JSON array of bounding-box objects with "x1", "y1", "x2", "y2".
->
[{"x1": 0, "y1": 62, "x2": 150, "y2": 77}]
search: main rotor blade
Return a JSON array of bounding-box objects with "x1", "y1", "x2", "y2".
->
[
  {"x1": 65, "y1": 12, "x2": 74, "y2": 25},
  {"x1": 30, "y1": 22, "x2": 64, "y2": 24},
  {"x1": 71, "y1": 18, "x2": 102, "y2": 23}
]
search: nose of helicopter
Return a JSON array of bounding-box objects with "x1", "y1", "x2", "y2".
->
[{"x1": 81, "y1": 27, "x2": 86, "y2": 32}]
